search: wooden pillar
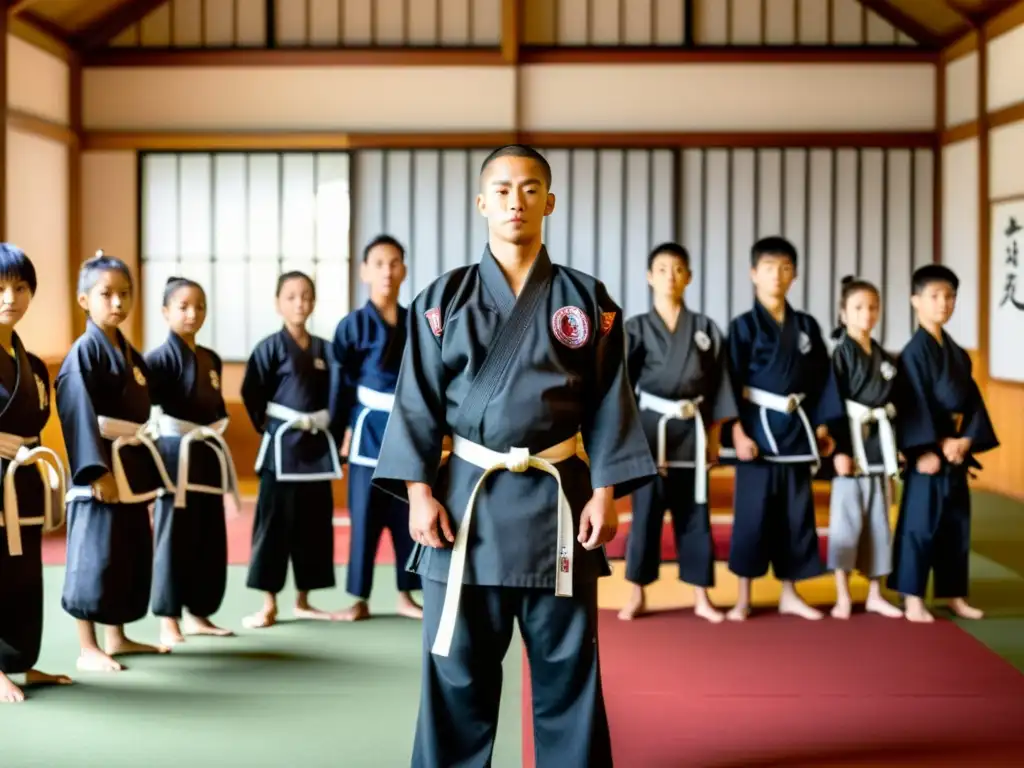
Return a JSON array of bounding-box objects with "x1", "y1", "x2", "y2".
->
[
  {"x1": 501, "y1": 0, "x2": 522, "y2": 140},
  {"x1": 976, "y1": 23, "x2": 991, "y2": 380},
  {"x1": 69, "y1": 52, "x2": 84, "y2": 339},
  {"x1": 933, "y1": 43, "x2": 946, "y2": 263}
]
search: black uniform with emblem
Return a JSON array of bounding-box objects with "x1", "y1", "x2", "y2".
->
[
  {"x1": 624, "y1": 309, "x2": 737, "y2": 589},
  {"x1": 56, "y1": 320, "x2": 170, "y2": 625},
  {"x1": 373, "y1": 247, "x2": 656, "y2": 768},
  {"x1": 241, "y1": 328, "x2": 344, "y2": 596},
  {"x1": 146, "y1": 331, "x2": 232, "y2": 621},
  {"x1": 0, "y1": 333, "x2": 61, "y2": 675}
]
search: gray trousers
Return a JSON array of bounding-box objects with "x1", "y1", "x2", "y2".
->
[{"x1": 827, "y1": 476, "x2": 893, "y2": 579}]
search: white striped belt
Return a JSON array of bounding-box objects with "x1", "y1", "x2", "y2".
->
[
  {"x1": 845, "y1": 400, "x2": 899, "y2": 477},
  {"x1": 0, "y1": 433, "x2": 68, "y2": 556},
  {"x1": 348, "y1": 386, "x2": 396, "y2": 469},
  {"x1": 151, "y1": 408, "x2": 241, "y2": 509},
  {"x1": 637, "y1": 390, "x2": 708, "y2": 504},
  {"x1": 254, "y1": 402, "x2": 342, "y2": 481},
  {"x1": 432, "y1": 433, "x2": 585, "y2": 658}
]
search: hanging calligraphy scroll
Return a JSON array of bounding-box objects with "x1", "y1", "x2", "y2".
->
[{"x1": 990, "y1": 195, "x2": 1024, "y2": 383}]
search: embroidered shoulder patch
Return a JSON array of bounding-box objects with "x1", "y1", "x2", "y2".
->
[
  {"x1": 600, "y1": 311, "x2": 616, "y2": 336},
  {"x1": 425, "y1": 307, "x2": 443, "y2": 337},
  {"x1": 694, "y1": 330, "x2": 711, "y2": 352},
  {"x1": 797, "y1": 332, "x2": 812, "y2": 355},
  {"x1": 552, "y1": 306, "x2": 591, "y2": 349},
  {"x1": 314, "y1": 358, "x2": 327, "y2": 370},
  {"x1": 880, "y1": 361, "x2": 896, "y2": 381},
  {"x1": 133, "y1": 366, "x2": 147, "y2": 386},
  {"x1": 34, "y1": 374, "x2": 48, "y2": 410},
  {"x1": 210, "y1": 370, "x2": 221, "y2": 390}
]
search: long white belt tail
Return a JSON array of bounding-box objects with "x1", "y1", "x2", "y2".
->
[
  {"x1": 432, "y1": 434, "x2": 584, "y2": 659},
  {"x1": 845, "y1": 400, "x2": 899, "y2": 477},
  {"x1": 0, "y1": 434, "x2": 68, "y2": 557},
  {"x1": 255, "y1": 402, "x2": 342, "y2": 481},
  {"x1": 348, "y1": 386, "x2": 396, "y2": 469},
  {"x1": 637, "y1": 390, "x2": 708, "y2": 505},
  {"x1": 151, "y1": 408, "x2": 241, "y2": 509}
]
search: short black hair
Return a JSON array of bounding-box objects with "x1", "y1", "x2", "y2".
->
[
  {"x1": 479, "y1": 145, "x2": 552, "y2": 189},
  {"x1": 363, "y1": 234, "x2": 405, "y2": 263},
  {"x1": 647, "y1": 242, "x2": 690, "y2": 271},
  {"x1": 78, "y1": 250, "x2": 133, "y2": 296},
  {"x1": 912, "y1": 264, "x2": 958, "y2": 295},
  {"x1": 163, "y1": 276, "x2": 206, "y2": 307},
  {"x1": 751, "y1": 236, "x2": 798, "y2": 268},
  {"x1": 0, "y1": 243, "x2": 38, "y2": 295},
  {"x1": 276, "y1": 270, "x2": 315, "y2": 300}
]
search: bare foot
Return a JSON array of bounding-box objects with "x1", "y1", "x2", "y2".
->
[
  {"x1": 182, "y1": 616, "x2": 234, "y2": 637},
  {"x1": 159, "y1": 618, "x2": 186, "y2": 647},
  {"x1": 242, "y1": 607, "x2": 277, "y2": 629},
  {"x1": 333, "y1": 601, "x2": 371, "y2": 622},
  {"x1": 76, "y1": 648, "x2": 124, "y2": 672},
  {"x1": 865, "y1": 594, "x2": 904, "y2": 618},
  {"x1": 107, "y1": 638, "x2": 171, "y2": 657},
  {"x1": 779, "y1": 590, "x2": 824, "y2": 620},
  {"x1": 694, "y1": 603, "x2": 725, "y2": 623},
  {"x1": 293, "y1": 605, "x2": 334, "y2": 621},
  {"x1": 0, "y1": 673, "x2": 25, "y2": 703},
  {"x1": 831, "y1": 598, "x2": 852, "y2": 620},
  {"x1": 949, "y1": 598, "x2": 984, "y2": 620},
  {"x1": 25, "y1": 669, "x2": 73, "y2": 687},
  {"x1": 617, "y1": 586, "x2": 646, "y2": 621},
  {"x1": 904, "y1": 597, "x2": 934, "y2": 623},
  {"x1": 726, "y1": 604, "x2": 750, "y2": 622},
  {"x1": 397, "y1": 592, "x2": 423, "y2": 620}
]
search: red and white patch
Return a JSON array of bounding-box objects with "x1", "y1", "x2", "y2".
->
[
  {"x1": 425, "y1": 307, "x2": 443, "y2": 337},
  {"x1": 600, "y1": 311, "x2": 616, "y2": 336},
  {"x1": 551, "y1": 306, "x2": 591, "y2": 349}
]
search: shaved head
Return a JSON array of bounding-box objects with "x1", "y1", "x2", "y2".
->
[{"x1": 479, "y1": 145, "x2": 552, "y2": 189}]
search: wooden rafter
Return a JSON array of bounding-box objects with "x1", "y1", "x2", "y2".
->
[
  {"x1": 75, "y1": 0, "x2": 169, "y2": 51},
  {"x1": 855, "y1": 0, "x2": 946, "y2": 47},
  {"x1": 7, "y1": 0, "x2": 44, "y2": 15}
]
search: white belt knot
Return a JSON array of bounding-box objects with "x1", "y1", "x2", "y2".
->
[
  {"x1": 0, "y1": 434, "x2": 68, "y2": 556},
  {"x1": 845, "y1": 400, "x2": 899, "y2": 477},
  {"x1": 637, "y1": 390, "x2": 708, "y2": 503},
  {"x1": 255, "y1": 402, "x2": 342, "y2": 481},
  {"x1": 741, "y1": 387, "x2": 819, "y2": 471},
  {"x1": 504, "y1": 447, "x2": 531, "y2": 473}
]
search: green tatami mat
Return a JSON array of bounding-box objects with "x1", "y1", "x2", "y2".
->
[{"x1": 1, "y1": 566, "x2": 523, "y2": 768}]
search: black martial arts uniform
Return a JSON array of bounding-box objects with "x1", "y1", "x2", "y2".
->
[
  {"x1": 826, "y1": 333, "x2": 901, "y2": 579},
  {"x1": 887, "y1": 327, "x2": 998, "y2": 599},
  {"x1": 374, "y1": 247, "x2": 656, "y2": 768},
  {"x1": 242, "y1": 328, "x2": 343, "y2": 596},
  {"x1": 0, "y1": 335, "x2": 66, "y2": 675},
  {"x1": 147, "y1": 332, "x2": 237, "y2": 620},
  {"x1": 624, "y1": 309, "x2": 737, "y2": 589},
  {"x1": 719, "y1": 301, "x2": 844, "y2": 582},
  {"x1": 332, "y1": 301, "x2": 420, "y2": 601},
  {"x1": 56, "y1": 320, "x2": 173, "y2": 626}
]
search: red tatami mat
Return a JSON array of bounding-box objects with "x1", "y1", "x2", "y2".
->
[{"x1": 521, "y1": 611, "x2": 1024, "y2": 767}]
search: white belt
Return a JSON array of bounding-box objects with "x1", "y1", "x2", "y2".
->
[
  {"x1": 741, "y1": 387, "x2": 820, "y2": 471},
  {"x1": 0, "y1": 433, "x2": 68, "y2": 556},
  {"x1": 255, "y1": 402, "x2": 342, "y2": 481},
  {"x1": 637, "y1": 390, "x2": 708, "y2": 505},
  {"x1": 348, "y1": 386, "x2": 395, "y2": 469},
  {"x1": 845, "y1": 400, "x2": 899, "y2": 477},
  {"x1": 432, "y1": 433, "x2": 585, "y2": 658},
  {"x1": 151, "y1": 408, "x2": 241, "y2": 509},
  {"x1": 95, "y1": 416, "x2": 175, "y2": 503}
]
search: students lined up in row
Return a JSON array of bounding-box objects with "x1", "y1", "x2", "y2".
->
[{"x1": 619, "y1": 238, "x2": 999, "y2": 625}]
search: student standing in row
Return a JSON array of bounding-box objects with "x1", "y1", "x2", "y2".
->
[
  {"x1": 0, "y1": 244, "x2": 72, "y2": 702},
  {"x1": 56, "y1": 252, "x2": 173, "y2": 671},
  {"x1": 332, "y1": 236, "x2": 422, "y2": 622},
  {"x1": 241, "y1": 272, "x2": 345, "y2": 629},
  {"x1": 620, "y1": 242, "x2": 736, "y2": 623},
  {"x1": 147, "y1": 277, "x2": 238, "y2": 646}
]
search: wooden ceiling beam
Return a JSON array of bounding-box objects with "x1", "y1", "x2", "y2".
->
[
  {"x1": 855, "y1": 0, "x2": 947, "y2": 47},
  {"x1": 7, "y1": 0, "x2": 44, "y2": 15},
  {"x1": 74, "y1": 0, "x2": 168, "y2": 51}
]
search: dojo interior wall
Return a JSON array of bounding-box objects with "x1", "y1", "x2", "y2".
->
[
  {"x1": 4, "y1": 34, "x2": 72, "y2": 360},
  {"x1": 943, "y1": 8, "x2": 1024, "y2": 501}
]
